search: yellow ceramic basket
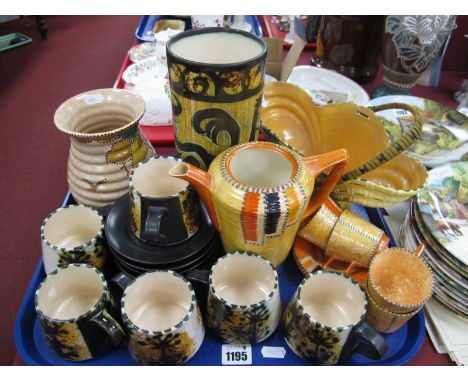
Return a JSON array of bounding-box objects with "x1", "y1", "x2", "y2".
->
[
  {"x1": 332, "y1": 103, "x2": 427, "y2": 208},
  {"x1": 260, "y1": 83, "x2": 427, "y2": 208},
  {"x1": 332, "y1": 154, "x2": 428, "y2": 208}
]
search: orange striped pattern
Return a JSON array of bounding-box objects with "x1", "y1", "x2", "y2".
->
[
  {"x1": 324, "y1": 198, "x2": 342, "y2": 217},
  {"x1": 285, "y1": 187, "x2": 300, "y2": 225},
  {"x1": 242, "y1": 192, "x2": 261, "y2": 243}
]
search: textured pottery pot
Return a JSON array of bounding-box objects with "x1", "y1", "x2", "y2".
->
[
  {"x1": 365, "y1": 283, "x2": 422, "y2": 334},
  {"x1": 367, "y1": 245, "x2": 433, "y2": 314},
  {"x1": 325, "y1": 209, "x2": 389, "y2": 268},
  {"x1": 41, "y1": 205, "x2": 107, "y2": 275},
  {"x1": 282, "y1": 270, "x2": 387, "y2": 364},
  {"x1": 54, "y1": 89, "x2": 155, "y2": 207},
  {"x1": 166, "y1": 28, "x2": 267, "y2": 170},
  {"x1": 170, "y1": 141, "x2": 348, "y2": 267},
  {"x1": 129, "y1": 156, "x2": 201, "y2": 245},
  {"x1": 35, "y1": 264, "x2": 124, "y2": 361},
  {"x1": 121, "y1": 270, "x2": 205, "y2": 365},
  {"x1": 205, "y1": 252, "x2": 281, "y2": 344},
  {"x1": 298, "y1": 197, "x2": 341, "y2": 249}
]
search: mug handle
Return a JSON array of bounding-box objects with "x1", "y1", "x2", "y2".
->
[
  {"x1": 89, "y1": 309, "x2": 125, "y2": 346},
  {"x1": 110, "y1": 272, "x2": 134, "y2": 291},
  {"x1": 301, "y1": 148, "x2": 349, "y2": 222},
  {"x1": 109, "y1": 271, "x2": 134, "y2": 308},
  {"x1": 141, "y1": 206, "x2": 168, "y2": 243},
  {"x1": 184, "y1": 269, "x2": 210, "y2": 314},
  {"x1": 354, "y1": 321, "x2": 387, "y2": 360}
]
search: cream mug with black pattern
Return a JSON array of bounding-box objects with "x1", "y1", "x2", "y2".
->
[
  {"x1": 121, "y1": 270, "x2": 205, "y2": 365},
  {"x1": 283, "y1": 270, "x2": 387, "y2": 365},
  {"x1": 187, "y1": 252, "x2": 281, "y2": 345},
  {"x1": 41, "y1": 205, "x2": 107, "y2": 274},
  {"x1": 129, "y1": 156, "x2": 201, "y2": 245},
  {"x1": 35, "y1": 264, "x2": 124, "y2": 361}
]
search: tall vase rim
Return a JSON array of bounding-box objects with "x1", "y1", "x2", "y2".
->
[
  {"x1": 166, "y1": 27, "x2": 267, "y2": 69},
  {"x1": 54, "y1": 88, "x2": 146, "y2": 140}
]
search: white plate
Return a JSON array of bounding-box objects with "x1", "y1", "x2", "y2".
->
[
  {"x1": 287, "y1": 65, "x2": 370, "y2": 106},
  {"x1": 122, "y1": 56, "x2": 168, "y2": 85},
  {"x1": 131, "y1": 78, "x2": 173, "y2": 126},
  {"x1": 128, "y1": 42, "x2": 163, "y2": 63},
  {"x1": 416, "y1": 162, "x2": 468, "y2": 266}
]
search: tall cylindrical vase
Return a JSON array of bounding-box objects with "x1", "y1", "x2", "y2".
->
[
  {"x1": 54, "y1": 89, "x2": 155, "y2": 207},
  {"x1": 166, "y1": 28, "x2": 267, "y2": 170}
]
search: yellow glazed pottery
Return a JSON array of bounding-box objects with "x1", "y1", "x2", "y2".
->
[
  {"x1": 261, "y1": 82, "x2": 426, "y2": 208},
  {"x1": 332, "y1": 154, "x2": 428, "y2": 208},
  {"x1": 297, "y1": 197, "x2": 341, "y2": 249},
  {"x1": 54, "y1": 89, "x2": 154, "y2": 207},
  {"x1": 367, "y1": 244, "x2": 433, "y2": 314},
  {"x1": 365, "y1": 283, "x2": 422, "y2": 334},
  {"x1": 166, "y1": 28, "x2": 267, "y2": 170},
  {"x1": 261, "y1": 82, "x2": 389, "y2": 174},
  {"x1": 298, "y1": 204, "x2": 390, "y2": 273},
  {"x1": 169, "y1": 141, "x2": 348, "y2": 267},
  {"x1": 325, "y1": 209, "x2": 389, "y2": 268}
]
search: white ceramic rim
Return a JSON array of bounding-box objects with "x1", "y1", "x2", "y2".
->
[
  {"x1": 129, "y1": 156, "x2": 191, "y2": 199},
  {"x1": 121, "y1": 270, "x2": 196, "y2": 335},
  {"x1": 287, "y1": 65, "x2": 370, "y2": 106},
  {"x1": 221, "y1": 141, "x2": 304, "y2": 193},
  {"x1": 41, "y1": 204, "x2": 104, "y2": 251},
  {"x1": 35, "y1": 264, "x2": 108, "y2": 323},
  {"x1": 209, "y1": 252, "x2": 279, "y2": 308},
  {"x1": 53, "y1": 88, "x2": 146, "y2": 139},
  {"x1": 297, "y1": 270, "x2": 367, "y2": 331}
]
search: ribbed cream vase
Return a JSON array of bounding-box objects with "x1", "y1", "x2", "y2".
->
[{"x1": 54, "y1": 89, "x2": 155, "y2": 207}]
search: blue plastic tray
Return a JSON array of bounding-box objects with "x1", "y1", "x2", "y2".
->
[
  {"x1": 14, "y1": 193, "x2": 425, "y2": 365},
  {"x1": 135, "y1": 15, "x2": 263, "y2": 42}
]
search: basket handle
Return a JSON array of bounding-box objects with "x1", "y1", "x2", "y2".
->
[{"x1": 341, "y1": 102, "x2": 423, "y2": 181}]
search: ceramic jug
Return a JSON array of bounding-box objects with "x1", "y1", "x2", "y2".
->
[
  {"x1": 54, "y1": 89, "x2": 155, "y2": 207},
  {"x1": 169, "y1": 141, "x2": 348, "y2": 267}
]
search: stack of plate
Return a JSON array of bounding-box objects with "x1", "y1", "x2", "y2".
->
[
  {"x1": 105, "y1": 195, "x2": 224, "y2": 278},
  {"x1": 399, "y1": 162, "x2": 468, "y2": 321}
]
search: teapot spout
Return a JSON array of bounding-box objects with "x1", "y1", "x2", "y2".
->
[
  {"x1": 301, "y1": 148, "x2": 349, "y2": 222},
  {"x1": 169, "y1": 163, "x2": 220, "y2": 230}
]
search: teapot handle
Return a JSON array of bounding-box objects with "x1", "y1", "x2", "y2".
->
[
  {"x1": 342, "y1": 103, "x2": 423, "y2": 181},
  {"x1": 302, "y1": 148, "x2": 349, "y2": 222}
]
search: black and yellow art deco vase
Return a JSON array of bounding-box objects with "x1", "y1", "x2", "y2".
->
[{"x1": 166, "y1": 28, "x2": 267, "y2": 170}]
